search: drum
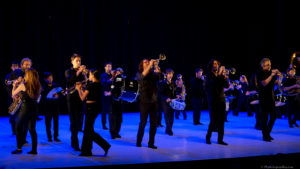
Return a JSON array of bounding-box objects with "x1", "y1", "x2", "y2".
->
[
  {"x1": 275, "y1": 94, "x2": 287, "y2": 107},
  {"x1": 46, "y1": 87, "x2": 63, "y2": 100},
  {"x1": 111, "y1": 75, "x2": 125, "y2": 101},
  {"x1": 117, "y1": 78, "x2": 139, "y2": 103},
  {"x1": 248, "y1": 93, "x2": 259, "y2": 105},
  {"x1": 169, "y1": 99, "x2": 186, "y2": 110}
]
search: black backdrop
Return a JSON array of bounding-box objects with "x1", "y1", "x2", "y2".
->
[{"x1": 0, "y1": 0, "x2": 299, "y2": 115}]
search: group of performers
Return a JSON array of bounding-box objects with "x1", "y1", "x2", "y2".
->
[{"x1": 4, "y1": 53, "x2": 300, "y2": 156}]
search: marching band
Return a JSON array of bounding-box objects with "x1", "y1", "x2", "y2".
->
[{"x1": 4, "y1": 53, "x2": 300, "y2": 155}]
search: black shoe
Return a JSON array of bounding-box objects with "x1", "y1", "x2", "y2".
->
[
  {"x1": 194, "y1": 122, "x2": 204, "y2": 125},
  {"x1": 111, "y1": 136, "x2": 116, "y2": 139},
  {"x1": 289, "y1": 124, "x2": 294, "y2": 128},
  {"x1": 103, "y1": 126, "x2": 108, "y2": 130},
  {"x1": 206, "y1": 139, "x2": 211, "y2": 144},
  {"x1": 79, "y1": 152, "x2": 92, "y2": 156},
  {"x1": 12, "y1": 149, "x2": 22, "y2": 154},
  {"x1": 54, "y1": 138, "x2": 61, "y2": 142},
  {"x1": 136, "y1": 143, "x2": 142, "y2": 147},
  {"x1": 166, "y1": 131, "x2": 173, "y2": 136},
  {"x1": 158, "y1": 124, "x2": 164, "y2": 127},
  {"x1": 268, "y1": 136, "x2": 274, "y2": 140},
  {"x1": 48, "y1": 138, "x2": 53, "y2": 142},
  {"x1": 116, "y1": 134, "x2": 121, "y2": 138},
  {"x1": 294, "y1": 123, "x2": 299, "y2": 127},
  {"x1": 148, "y1": 144, "x2": 157, "y2": 149},
  {"x1": 74, "y1": 147, "x2": 81, "y2": 151},
  {"x1": 36, "y1": 117, "x2": 43, "y2": 121},
  {"x1": 175, "y1": 116, "x2": 179, "y2": 119},
  {"x1": 263, "y1": 137, "x2": 272, "y2": 142},
  {"x1": 27, "y1": 150, "x2": 37, "y2": 155},
  {"x1": 104, "y1": 145, "x2": 111, "y2": 156},
  {"x1": 218, "y1": 141, "x2": 228, "y2": 146}
]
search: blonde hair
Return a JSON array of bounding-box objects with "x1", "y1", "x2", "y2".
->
[{"x1": 24, "y1": 68, "x2": 41, "y2": 99}]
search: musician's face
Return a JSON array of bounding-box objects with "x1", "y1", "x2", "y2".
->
[
  {"x1": 72, "y1": 57, "x2": 81, "y2": 69},
  {"x1": 89, "y1": 72, "x2": 94, "y2": 81},
  {"x1": 11, "y1": 64, "x2": 19, "y2": 71},
  {"x1": 262, "y1": 61, "x2": 271, "y2": 72},
  {"x1": 45, "y1": 75, "x2": 53, "y2": 84},
  {"x1": 105, "y1": 64, "x2": 112, "y2": 72},
  {"x1": 212, "y1": 60, "x2": 219, "y2": 72},
  {"x1": 143, "y1": 59, "x2": 149, "y2": 69},
  {"x1": 167, "y1": 72, "x2": 174, "y2": 80},
  {"x1": 196, "y1": 71, "x2": 203, "y2": 78},
  {"x1": 21, "y1": 61, "x2": 31, "y2": 70}
]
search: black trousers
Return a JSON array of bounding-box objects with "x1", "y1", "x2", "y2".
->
[
  {"x1": 286, "y1": 95, "x2": 299, "y2": 126},
  {"x1": 233, "y1": 95, "x2": 252, "y2": 116},
  {"x1": 44, "y1": 100, "x2": 59, "y2": 139},
  {"x1": 161, "y1": 101, "x2": 174, "y2": 134},
  {"x1": 192, "y1": 97, "x2": 203, "y2": 124},
  {"x1": 260, "y1": 100, "x2": 276, "y2": 139},
  {"x1": 137, "y1": 102, "x2": 158, "y2": 146},
  {"x1": 9, "y1": 113, "x2": 17, "y2": 135},
  {"x1": 67, "y1": 94, "x2": 83, "y2": 149},
  {"x1": 16, "y1": 105, "x2": 37, "y2": 151},
  {"x1": 251, "y1": 104, "x2": 263, "y2": 130},
  {"x1": 206, "y1": 101, "x2": 226, "y2": 142},
  {"x1": 102, "y1": 96, "x2": 112, "y2": 128},
  {"x1": 175, "y1": 110, "x2": 187, "y2": 119},
  {"x1": 81, "y1": 103, "x2": 110, "y2": 154},
  {"x1": 109, "y1": 100, "x2": 123, "y2": 138}
]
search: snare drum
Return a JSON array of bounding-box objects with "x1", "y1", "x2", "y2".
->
[
  {"x1": 169, "y1": 99, "x2": 186, "y2": 111},
  {"x1": 248, "y1": 93, "x2": 259, "y2": 105},
  {"x1": 275, "y1": 94, "x2": 287, "y2": 107}
]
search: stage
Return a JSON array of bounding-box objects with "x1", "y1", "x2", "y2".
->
[{"x1": 0, "y1": 111, "x2": 299, "y2": 169}]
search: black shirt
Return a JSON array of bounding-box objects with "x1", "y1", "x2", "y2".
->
[
  {"x1": 256, "y1": 70, "x2": 277, "y2": 102},
  {"x1": 136, "y1": 71, "x2": 161, "y2": 103},
  {"x1": 160, "y1": 79, "x2": 176, "y2": 102},
  {"x1": 41, "y1": 82, "x2": 61, "y2": 101},
  {"x1": 65, "y1": 68, "x2": 85, "y2": 89},
  {"x1": 190, "y1": 77, "x2": 205, "y2": 98},
  {"x1": 206, "y1": 73, "x2": 229, "y2": 105},
  {"x1": 100, "y1": 72, "x2": 112, "y2": 92},
  {"x1": 86, "y1": 82, "x2": 102, "y2": 103},
  {"x1": 281, "y1": 76, "x2": 297, "y2": 97}
]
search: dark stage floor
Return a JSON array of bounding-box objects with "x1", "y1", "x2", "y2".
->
[{"x1": 0, "y1": 111, "x2": 299, "y2": 169}]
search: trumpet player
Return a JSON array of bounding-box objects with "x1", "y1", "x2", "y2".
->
[
  {"x1": 205, "y1": 59, "x2": 229, "y2": 145},
  {"x1": 281, "y1": 67, "x2": 300, "y2": 128},
  {"x1": 256, "y1": 58, "x2": 281, "y2": 142},
  {"x1": 65, "y1": 53, "x2": 87, "y2": 151},
  {"x1": 136, "y1": 58, "x2": 162, "y2": 149}
]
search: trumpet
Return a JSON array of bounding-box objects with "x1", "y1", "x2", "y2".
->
[
  {"x1": 65, "y1": 80, "x2": 89, "y2": 95},
  {"x1": 154, "y1": 53, "x2": 166, "y2": 66},
  {"x1": 225, "y1": 68, "x2": 236, "y2": 75}
]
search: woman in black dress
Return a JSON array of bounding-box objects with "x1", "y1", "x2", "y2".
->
[
  {"x1": 75, "y1": 69, "x2": 111, "y2": 156},
  {"x1": 11, "y1": 68, "x2": 41, "y2": 154}
]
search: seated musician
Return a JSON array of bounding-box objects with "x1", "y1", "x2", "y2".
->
[{"x1": 282, "y1": 68, "x2": 300, "y2": 128}]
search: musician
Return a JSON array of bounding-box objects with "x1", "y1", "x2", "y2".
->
[
  {"x1": 190, "y1": 68, "x2": 206, "y2": 125},
  {"x1": 224, "y1": 80, "x2": 234, "y2": 122},
  {"x1": 5, "y1": 61, "x2": 20, "y2": 135},
  {"x1": 100, "y1": 62, "x2": 113, "y2": 130},
  {"x1": 160, "y1": 68, "x2": 176, "y2": 136},
  {"x1": 248, "y1": 73, "x2": 262, "y2": 130},
  {"x1": 233, "y1": 75, "x2": 253, "y2": 116},
  {"x1": 205, "y1": 59, "x2": 229, "y2": 145},
  {"x1": 136, "y1": 58, "x2": 162, "y2": 149},
  {"x1": 9, "y1": 58, "x2": 34, "y2": 144},
  {"x1": 282, "y1": 68, "x2": 300, "y2": 128},
  {"x1": 11, "y1": 68, "x2": 41, "y2": 154},
  {"x1": 41, "y1": 72, "x2": 61, "y2": 142},
  {"x1": 65, "y1": 53, "x2": 87, "y2": 151},
  {"x1": 256, "y1": 58, "x2": 281, "y2": 142},
  {"x1": 110, "y1": 67, "x2": 125, "y2": 139},
  {"x1": 175, "y1": 74, "x2": 187, "y2": 120},
  {"x1": 75, "y1": 69, "x2": 111, "y2": 156}
]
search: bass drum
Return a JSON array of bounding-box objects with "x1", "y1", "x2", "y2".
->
[
  {"x1": 111, "y1": 75, "x2": 125, "y2": 101},
  {"x1": 112, "y1": 76, "x2": 139, "y2": 103}
]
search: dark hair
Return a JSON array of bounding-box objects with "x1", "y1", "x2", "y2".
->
[
  {"x1": 11, "y1": 60, "x2": 19, "y2": 65},
  {"x1": 286, "y1": 67, "x2": 295, "y2": 73},
  {"x1": 195, "y1": 68, "x2": 203, "y2": 73},
  {"x1": 207, "y1": 59, "x2": 220, "y2": 72},
  {"x1": 104, "y1": 62, "x2": 112, "y2": 67},
  {"x1": 90, "y1": 68, "x2": 101, "y2": 81},
  {"x1": 20, "y1": 57, "x2": 32, "y2": 66},
  {"x1": 260, "y1": 58, "x2": 271, "y2": 67},
  {"x1": 71, "y1": 53, "x2": 81, "y2": 61},
  {"x1": 43, "y1": 72, "x2": 53, "y2": 79},
  {"x1": 165, "y1": 68, "x2": 174, "y2": 74}
]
